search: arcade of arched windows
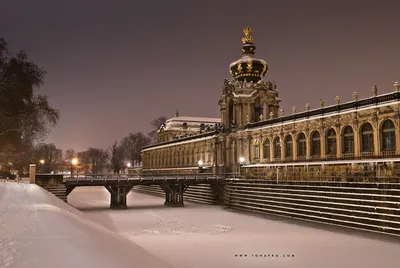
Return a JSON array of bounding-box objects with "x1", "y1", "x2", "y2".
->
[
  {"x1": 249, "y1": 119, "x2": 398, "y2": 162},
  {"x1": 143, "y1": 119, "x2": 399, "y2": 169},
  {"x1": 142, "y1": 141, "x2": 215, "y2": 169}
]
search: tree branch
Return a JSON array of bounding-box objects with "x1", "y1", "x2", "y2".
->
[{"x1": 0, "y1": 128, "x2": 21, "y2": 136}]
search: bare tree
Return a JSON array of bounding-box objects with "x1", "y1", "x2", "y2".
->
[
  {"x1": 120, "y1": 132, "x2": 151, "y2": 166},
  {"x1": 108, "y1": 141, "x2": 124, "y2": 174},
  {"x1": 33, "y1": 143, "x2": 63, "y2": 173},
  {"x1": 64, "y1": 149, "x2": 76, "y2": 161},
  {"x1": 148, "y1": 116, "x2": 167, "y2": 142},
  {"x1": 78, "y1": 148, "x2": 108, "y2": 174}
]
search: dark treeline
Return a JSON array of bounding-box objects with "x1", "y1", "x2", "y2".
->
[{"x1": 0, "y1": 37, "x2": 167, "y2": 177}]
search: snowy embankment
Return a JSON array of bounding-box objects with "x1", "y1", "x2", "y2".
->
[
  {"x1": 69, "y1": 187, "x2": 400, "y2": 268},
  {"x1": 0, "y1": 182, "x2": 175, "y2": 268}
]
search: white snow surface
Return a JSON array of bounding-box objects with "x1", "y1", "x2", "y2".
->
[
  {"x1": 166, "y1": 116, "x2": 221, "y2": 124},
  {"x1": 67, "y1": 186, "x2": 400, "y2": 268},
  {"x1": 0, "y1": 182, "x2": 174, "y2": 268}
]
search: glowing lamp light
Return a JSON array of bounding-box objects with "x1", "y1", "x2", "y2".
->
[
  {"x1": 71, "y1": 158, "x2": 78, "y2": 165},
  {"x1": 127, "y1": 162, "x2": 132, "y2": 168},
  {"x1": 198, "y1": 160, "x2": 203, "y2": 166},
  {"x1": 239, "y1": 157, "x2": 245, "y2": 164},
  {"x1": 39, "y1": 159, "x2": 45, "y2": 164}
]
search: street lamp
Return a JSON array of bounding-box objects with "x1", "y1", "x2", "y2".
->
[
  {"x1": 39, "y1": 159, "x2": 45, "y2": 173},
  {"x1": 125, "y1": 162, "x2": 132, "y2": 175},
  {"x1": 238, "y1": 156, "x2": 245, "y2": 177},
  {"x1": 198, "y1": 160, "x2": 203, "y2": 173},
  {"x1": 71, "y1": 158, "x2": 78, "y2": 178}
]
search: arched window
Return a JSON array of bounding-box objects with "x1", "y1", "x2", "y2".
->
[
  {"x1": 311, "y1": 131, "x2": 321, "y2": 156},
  {"x1": 274, "y1": 137, "x2": 281, "y2": 159},
  {"x1": 264, "y1": 138, "x2": 270, "y2": 161},
  {"x1": 254, "y1": 140, "x2": 260, "y2": 159},
  {"x1": 361, "y1": 123, "x2": 374, "y2": 152},
  {"x1": 326, "y1": 128, "x2": 336, "y2": 155},
  {"x1": 343, "y1": 126, "x2": 354, "y2": 154},
  {"x1": 177, "y1": 151, "x2": 180, "y2": 165},
  {"x1": 298, "y1": 133, "x2": 307, "y2": 157},
  {"x1": 381, "y1": 120, "x2": 396, "y2": 151},
  {"x1": 285, "y1": 135, "x2": 293, "y2": 158}
]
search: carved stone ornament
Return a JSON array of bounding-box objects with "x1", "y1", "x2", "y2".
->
[
  {"x1": 353, "y1": 92, "x2": 359, "y2": 101},
  {"x1": 394, "y1": 82, "x2": 400, "y2": 92},
  {"x1": 372, "y1": 85, "x2": 378, "y2": 97}
]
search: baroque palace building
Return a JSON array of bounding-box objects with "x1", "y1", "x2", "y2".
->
[{"x1": 141, "y1": 27, "x2": 400, "y2": 180}]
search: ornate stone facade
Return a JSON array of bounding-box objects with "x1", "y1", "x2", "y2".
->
[{"x1": 141, "y1": 27, "x2": 400, "y2": 180}]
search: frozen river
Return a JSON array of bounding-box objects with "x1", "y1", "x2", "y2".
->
[{"x1": 68, "y1": 186, "x2": 400, "y2": 268}]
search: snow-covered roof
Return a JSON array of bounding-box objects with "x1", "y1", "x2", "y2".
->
[
  {"x1": 165, "y1": 116, "x2": 221, "y2": 124},
  {"x1": 229, "y1": 56, "x2": 267, "y2": 68},
  {"x1": 142, "y1": 134, "x2": 217, "y2": 152}
]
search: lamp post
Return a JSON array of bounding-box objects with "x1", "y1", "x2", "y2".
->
[
  {"x1": 126, "y1": 162, "x2": 131, "y2": 174},
  {"x1": 71, "y1": 158, "x2": 78, "y2": 178},
  {"x1": 39, "y1": 159, "x2": 45, "y2": 173},
  {"x1": 238, "y1": 156, "x2": 245, "y2": 177},
  {"x1": 198, "y1": 160, "x2": 203, "y2": 174}
]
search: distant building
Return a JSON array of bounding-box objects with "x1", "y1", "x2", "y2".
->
[
  {"x1": 157, "y1": 115, "x2": 221, "y2": 143},
  {"x1": 141, "y1": 26, "x2": 400, "y2": 180}
]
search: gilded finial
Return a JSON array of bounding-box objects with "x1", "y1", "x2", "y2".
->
[{"x1": 242, "y1": 26, "x2": 254, "y2": 44}]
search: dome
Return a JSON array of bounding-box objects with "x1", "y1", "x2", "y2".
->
[{"x1": 229, "y1": 26, "x2": 268, "y2": 83}]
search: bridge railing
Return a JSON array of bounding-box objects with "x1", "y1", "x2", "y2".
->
[{"x1": 63, "y1": 173, "x2": 239, "y2": 183}]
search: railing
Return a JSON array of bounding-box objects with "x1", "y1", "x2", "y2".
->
[
  {"x1": 381, "y1": 150, "x2": 396, "y2": 158},
  {"x1": 360, "y1": 152, "x2": 374, "y2": 158},
  {"x1": 63, "y1": 173, "x2": 237, "y2": 183},
  {"x1": 342, "y1": 153, "x2": 354, "y2": 159}
]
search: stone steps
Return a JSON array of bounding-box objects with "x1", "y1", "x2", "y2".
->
[
  {"x1": 225, "y1": 180, "x2": 400, "y2": 236},
  {"x1": 40, "y1": 185, "x2": 68, "y2": 202}
]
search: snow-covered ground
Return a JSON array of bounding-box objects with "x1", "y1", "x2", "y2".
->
[
  {"x1": 68, "y1": 186, "x2": 400, "y2": 268},
  {"x1": 0, "y1": 182, "x2": 174, "y2": 268}
]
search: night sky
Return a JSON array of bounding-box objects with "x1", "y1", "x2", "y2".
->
[{"x1": 1, "y1": 0, "x2": 399, "y2": 151}]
